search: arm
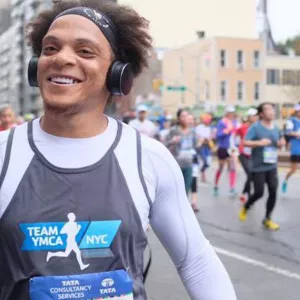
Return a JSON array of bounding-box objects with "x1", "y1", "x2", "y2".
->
[
  {"x1": 147, "y1": 143, "x2": 236, "y2": 300},
  {"x1": 285, "y1": 120, "x2": 300, "y2": 138},
  {"x1": 216, "y1": 121, "x2": 232, "y2": 138},
  {"x1": 244, "y1": 125, "x2": 271, "y2": 148}
]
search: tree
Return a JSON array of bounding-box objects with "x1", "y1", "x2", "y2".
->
[{"x1": 276, "y1": 34, "x2": 300, "y2": 56}]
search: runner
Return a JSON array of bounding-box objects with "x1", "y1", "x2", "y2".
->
[
  {"x1": 129, "y1": 104, "x2": 157, "y2": 138},
  {"x1": 0, "y1": 105, "x2": 17, "y2": 131},
  {"x1": 195, "y1": 113, "x2": 214, "y2": 183},
  {"x1": 281, "y1": 104, "x2": 300, "y2": 194},
  {"x1": 214, "y1": 106, "x2": 237, "y2": 197},
  {"x1": 0, "y1": 1, "x2": 236, "y2": 299},
  {"x1": 239, "y1": 103, "x2": 285, "y2": 230},
  {"x1": 165, "y1": 110, "x2": 197, "y2": 195},
  {"x1": 236, "y1": 108, "x2": 258, "y2": 203}
]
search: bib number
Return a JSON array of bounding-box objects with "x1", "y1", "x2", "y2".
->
[
  {"x1": 29, "y1": 270, "x2": 133, "y2": 300},
  {"x1": 263, "y1": 147, "x2": 278, "y2": 164}
]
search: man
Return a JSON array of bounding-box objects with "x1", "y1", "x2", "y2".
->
[
  {"x1": 282, "y1": 104, "x2": 300, "y2": 193},
  {"x1": 0, "y1": 1, "x2": 236, "y2": 300},
  {"x1": 129, "y1": 104, "x2": 157, "y2": 138},
  {"x1": 214, "y1": 106, "x2": 237, "y2": 197},
  {"x1": 0, "y1": 105, "x2": 16, "y2": 131},
  {"x1": 236, "y1": 108, "x2": 258, "y2": 202},
  {"x1": 239, "y1": 103, "x2": 285, "y2": 230}
]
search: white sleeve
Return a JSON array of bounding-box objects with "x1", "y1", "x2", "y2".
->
[{"x1": 142, "y1": 138, "x2": 236, "y2": 300}]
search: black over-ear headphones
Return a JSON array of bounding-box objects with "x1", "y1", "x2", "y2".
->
[{"x1": 27, "y1": 7, "x2": 134, "y2": 96}]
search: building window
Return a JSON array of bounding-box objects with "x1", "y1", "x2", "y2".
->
[
  {"x1": 267, "y1": 69, "x2": 280, "y2": 85},
  {"x1": 205, "y1": 81, "x2": 210, "y2": 100},
  {"x1": 253, "y1": 50, "x2": 260, "y2": 68},
  {"x1": 237, "y1": 81, "x2": 244, "y2": 101},
  {"x1": 220, "y1": 81, "x2": 227, "y2": 101},
  {"x1": 237, "y1": 50, "x2": 244, "y2": 69},
  {"x1": 254, "y1": 82, "x2": 260, "y2": 101},
  {"x1": 220, "y1": 50, "x2": 227, "y2": 68},
  {"x1": 282, "y1": 70, "x2": 297, "y2": 85}
]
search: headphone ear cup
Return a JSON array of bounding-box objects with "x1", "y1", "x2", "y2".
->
[
  {"x1": 107, "y1": 61, "x2": 133, "y2": 96},
  {"x1": 28, "y1": 56, "x2": 39, "y2": 87}
]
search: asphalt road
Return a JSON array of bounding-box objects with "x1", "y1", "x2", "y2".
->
[{"x1": 145, "y1": 165, "x2": 300, "y2": 300}]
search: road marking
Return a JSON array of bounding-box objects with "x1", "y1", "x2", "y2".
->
[{"x1": 214, "y1": 246, "x2": 300, "y2": 281}]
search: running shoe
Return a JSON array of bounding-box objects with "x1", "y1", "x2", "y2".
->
[
  {"x1": 263, "y1": 219, "x2": 280, "y2": 231},
  {"x1": 281, "y1": 181, "x2": 288, "y2": 194},
  {"x1": 239, "y1": 207, "x2": 247, "y2": 221},
  {"x1": 229, "y1": 189, "x2": 237, "y2": 198},
  {"x1": 213, "y1": 186, "x2": 219, "y2": 197}
]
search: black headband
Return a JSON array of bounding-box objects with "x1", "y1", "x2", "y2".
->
[{"x1": 54, "y1": 7, "x2": 118, "y2": 54}]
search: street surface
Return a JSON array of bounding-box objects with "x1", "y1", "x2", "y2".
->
[{"x1": 145, "y1": 165, "x2": 300, "y2": 299}]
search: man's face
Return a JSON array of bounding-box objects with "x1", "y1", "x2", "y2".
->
[
  {"x1": 138, "y1": 111, "x2": 147, "y2": 121},
  {"x1": 226, "y1": 112, "x2": 234, "y2": 120},
  {"x1": 0, "y1": 108, "x2": 15, "y2": 128},
  {"x1": 38, "y1": 15, "x2": 112, "y2": 115},
  {"x1": 261, "y1": 104, "x2": 275, "y2": 121},
  {"x1": 249, "y1": 115, "x2": 258, "y2": 124}
]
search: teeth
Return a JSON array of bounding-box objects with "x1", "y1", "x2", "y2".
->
[{"x1": 50, "y1": 77, "x2": 79, "y2": 84}]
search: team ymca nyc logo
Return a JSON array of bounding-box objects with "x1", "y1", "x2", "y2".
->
[{"x1": 20, "y1": 213, "x2": 121, "y2": 270}]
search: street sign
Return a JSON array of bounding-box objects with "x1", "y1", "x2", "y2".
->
[{"x1": 166, "y1": 86, "x2": 187, "y2": 92}]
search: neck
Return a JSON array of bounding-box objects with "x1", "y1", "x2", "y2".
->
[
  {"x1": 261, "y1": 119, "x2": 272, "y2": 127},
  {"x1": 41, "y1": 107, "x2": 108, "y2": 138}
]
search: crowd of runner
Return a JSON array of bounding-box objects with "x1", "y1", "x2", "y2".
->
[{"x1": 127, "y1": 102, "x2": 300, "y2": 231}]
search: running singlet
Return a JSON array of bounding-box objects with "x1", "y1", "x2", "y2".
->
[
  {"x1": 0, "y1": 118, "x2": 236, "y2": 300},
  {"x1": 286, "y1": 117, "x2": 300, "y2": 156}
]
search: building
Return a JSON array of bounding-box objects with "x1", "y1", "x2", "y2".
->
[
  {"x1": 118, "y1": 0, "x2": 257, "y2": 48},
  {"x1": 162, "y1": 37, "x2": 264, "y2": 115},
  {"x1": 0, "y1": 25, "x2": 21, "y2": 111},
  {"x1": 265, "y1": 54, "x2": 300, "y2": 118},
  {"x1": 8, "y1": 0, "x2": 53, "y2": 115},
  {"x1": 0, "y1": 7, "x2": 11, "y2": 35}
]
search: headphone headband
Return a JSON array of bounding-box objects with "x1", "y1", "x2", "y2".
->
[{"x1": 54, "y1": 7, "x2": 118, "y2": 55}]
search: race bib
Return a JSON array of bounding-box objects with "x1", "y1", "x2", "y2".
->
[
  {"x1": 243, "y1": 147, "x2": 251, "y2": 156},
  {"x1": 29, "y1": 270, "x2": 133, "y2": 300},
  {"x1": 263, "y1": 147, "x2": 278, "y2": 164}
]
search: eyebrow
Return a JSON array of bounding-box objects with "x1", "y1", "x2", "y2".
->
[{"x1": 42, "y1": 35, "x2": 100, "y2": 46}]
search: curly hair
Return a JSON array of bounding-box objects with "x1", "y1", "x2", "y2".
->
[{"x1": 26, "y1": 0, "x2": 153, "y2": 77}]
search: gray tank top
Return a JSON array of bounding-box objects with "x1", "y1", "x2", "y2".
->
[{"x1": 0, "y1": 121, "x2": 150, "y2": 300}]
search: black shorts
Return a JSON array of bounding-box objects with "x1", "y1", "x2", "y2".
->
[
  {"x1": 291, "y1": 155, "x2": 300, "y2": 163},
  {"x1": 217, "y1": 147, "x2": 229, "y2": 160},
  {"x1": 191, "y1": 177, "x2": 197, "y2": 193}
]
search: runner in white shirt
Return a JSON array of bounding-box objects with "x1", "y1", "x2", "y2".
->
[
  {"x1": 0, "y1": 1, "x2": 236, "y2": 299},
  {"x1": 129, "y1": 105, "x2": 157, "y2": 138}
]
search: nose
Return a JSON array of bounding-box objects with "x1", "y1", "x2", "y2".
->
[{"x1": 52, "y1": 47, "x2": 76, "y2": 68}]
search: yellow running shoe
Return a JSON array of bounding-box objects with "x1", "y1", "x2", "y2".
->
[
  {"x1": 239, "y1": 207, "x2": 247, "y2": 222},
  {"x1": 263, "y1": 219, "x2": 280, "y2": 231}
]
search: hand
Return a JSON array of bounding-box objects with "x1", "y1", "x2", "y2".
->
[
  {"x1": 278, "y1": 137, "x2": 286, "y2": 148},
  {"x1": 171, "y1": 136, "x2": 181, "y2": 144},
  {"x1": 259, "y1": 138, "x2": 272, "y2": 147}
]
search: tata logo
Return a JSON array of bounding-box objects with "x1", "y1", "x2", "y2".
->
[{"x1": 101, "y1": 278, "x2": 114, "y2": 288}]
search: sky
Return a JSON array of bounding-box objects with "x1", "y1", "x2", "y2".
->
[{"x1": 261, "y1": 0, "x2": 300, "y2": 42}]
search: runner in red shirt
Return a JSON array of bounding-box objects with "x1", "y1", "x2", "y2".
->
[{"x1": 236, "y1": 108, "x2": 258, "y2": 203}]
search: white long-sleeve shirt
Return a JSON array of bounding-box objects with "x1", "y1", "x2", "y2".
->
[{"x1": 0, "y1": 117, "x2": 236, "y2": 300}]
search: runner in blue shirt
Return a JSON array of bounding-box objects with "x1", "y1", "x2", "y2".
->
[
  {"x1": 282, "y1": 104, "x2": 300, "y2": 193},
  {"x1": 239, "y1": 103, "x2": 285, "y2": 231}
]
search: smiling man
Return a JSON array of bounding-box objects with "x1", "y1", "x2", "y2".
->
[{"x1": 0, "y1": 1, "x2": 236, "y2": 300}]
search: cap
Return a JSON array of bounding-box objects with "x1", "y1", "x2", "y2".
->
[
  {"x1": 247, "y1": 108, "x2": 258, "y2": 116},
  {"x1": 294, "y1": 104, "x2": 300, "y2": 112},
  {"x1": 137, "y1": 105, "x2": 148, "y2": 112},
  {"x1": 226, "y1": 105, "x2": 236, "y2": 113}
]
